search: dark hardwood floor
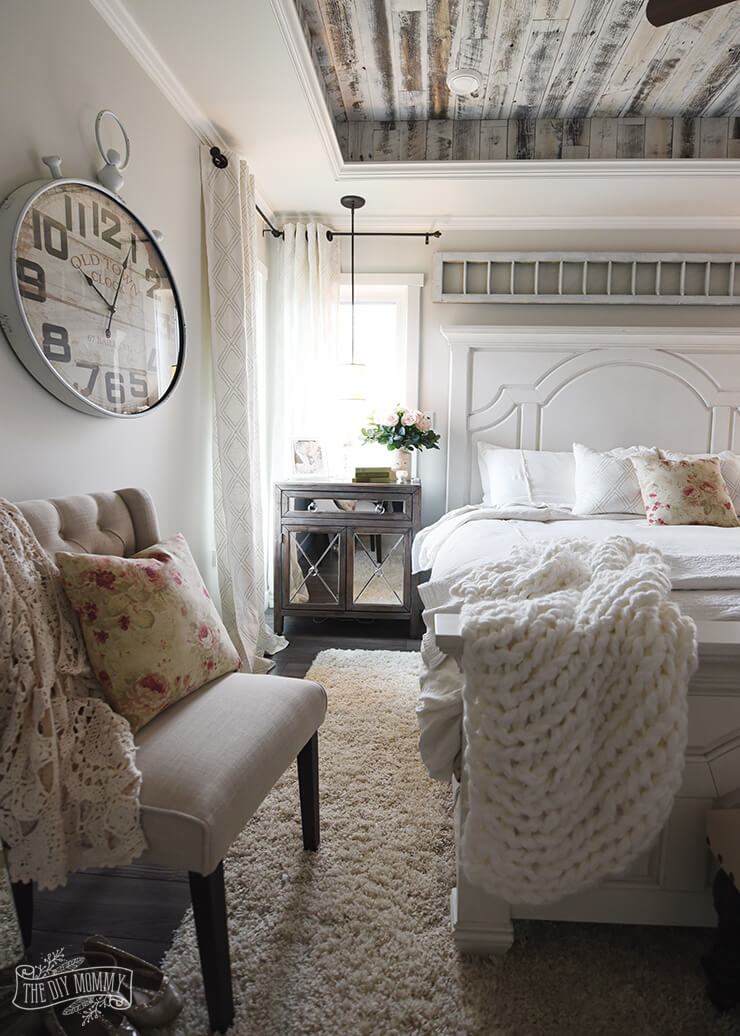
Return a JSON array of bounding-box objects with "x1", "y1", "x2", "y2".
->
[{"x1": 26, "y1": 616, "x2": 420, "y2": 969}]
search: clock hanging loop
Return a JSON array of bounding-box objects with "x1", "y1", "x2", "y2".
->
[{"x1": 95, "y1": 110, "x2": 131, "y2": 194}]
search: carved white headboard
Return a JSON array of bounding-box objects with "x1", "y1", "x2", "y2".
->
[{"x1": 441, "y1": 325, "x2": 740, "y2": 511}]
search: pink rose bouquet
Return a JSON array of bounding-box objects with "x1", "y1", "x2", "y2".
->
[{"x1": 361, "y1": 406, "x2": 440, "y2": 452}]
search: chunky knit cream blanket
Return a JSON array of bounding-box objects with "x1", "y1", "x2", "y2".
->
[
  {"x1": 0, "y1": 500, "x2": 146, "y2": 890},
  {"x1": 453, "y1": 536, "x2": 697, "y2": 904}
]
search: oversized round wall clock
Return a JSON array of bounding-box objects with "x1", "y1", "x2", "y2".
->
[{"x1": 0, "y1": 177, "x2": 185, "y2": 417}]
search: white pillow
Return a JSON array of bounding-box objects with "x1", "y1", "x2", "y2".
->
[
  {"x1": 659, "y1": 449, "x2": 740, "y2": 513},
  {"x1": 477, "y1": 443, "x2": 575, "y2": 508},
  {"x1": 572, "y1": 443, "x2": 659, "y2": 515}
]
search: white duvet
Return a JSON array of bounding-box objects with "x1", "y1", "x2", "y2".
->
[
  {"x1": 414, "y1": 504, "x2": 740, "y2": 621},
  {"x1": 414, "y1": 505, "x2": 740, "y2": 781}
]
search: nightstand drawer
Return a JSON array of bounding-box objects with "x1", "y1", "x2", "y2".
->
[{"x1": 281, "y1": 490, "x2": 412, "y2": 519}]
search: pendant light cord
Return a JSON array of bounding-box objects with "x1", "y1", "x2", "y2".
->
[
  {"x1": 341, "y1": 194, "x2": 365, "y2": 365},
  {"x1": 350, "y1": 203, "x2": 356, "y2": 364}
]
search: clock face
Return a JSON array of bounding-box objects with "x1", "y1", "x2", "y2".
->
[{"x1": 10, "y1": 180, "x2": 183, "y2": 415}]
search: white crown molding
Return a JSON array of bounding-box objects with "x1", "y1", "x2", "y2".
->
[
  {"x1": 311, "y1": 213, "x2": 740, "y2": 233},
  {"x1": 269, "y1": 0, "x2": 343, "y2": 178},
  {"x1": 88, "y1": 0, "x2": 223, "y2": 147},
  {"x1": 431, "y1": 214, "x2": 740, "y2": 231},
  {"x1": 337, "y1": 158, "x2": 740, "y2": 181},
  {"x1": 88, "y1": 0, "x2": 280, "y2": 222}
]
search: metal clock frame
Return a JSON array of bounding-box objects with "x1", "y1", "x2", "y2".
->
[{"x1": 0, "y1": 176, "x2": 186, "y2": 418}]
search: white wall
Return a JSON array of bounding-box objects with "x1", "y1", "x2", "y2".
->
[
  {"x1": 340, "y1": 227, "x2": 740, "y2": 524},
  {"x1": 0, "y1": 0, "x2": 214, "y2": 579}
]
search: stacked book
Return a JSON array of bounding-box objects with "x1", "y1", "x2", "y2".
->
[{"x1": 353, "y1": 466, "x2": 394, "y2": 484}]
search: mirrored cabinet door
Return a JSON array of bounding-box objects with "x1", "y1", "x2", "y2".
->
[
  {"x1": 351, "y1": 531, "x2": 408, "y2": 609},
  {"x1": 283, "y1": 528, "x2": 344, "y2": 609}
]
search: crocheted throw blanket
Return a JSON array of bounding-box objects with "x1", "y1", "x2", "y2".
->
[
  {"x1": 442, "y1": 536, "x2": 697, "y2": 904},
  {"x1": 0, "y1": 500, "x2": 146, "y2": 890}
]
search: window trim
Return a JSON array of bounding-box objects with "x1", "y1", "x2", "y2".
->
[{"x1": 339, "y1": 273, "x2": 424, "y2": 411}]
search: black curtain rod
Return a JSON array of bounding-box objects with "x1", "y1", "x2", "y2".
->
[
  {"x1": 256, "y1": 204, "x2": 285, "y2": 239},
  {"x1": 209, "y1": 146, "x2": 441, "y2": 245},
  {"x1": 326, "y1": 230, "x2": 442, "y2": 245}
]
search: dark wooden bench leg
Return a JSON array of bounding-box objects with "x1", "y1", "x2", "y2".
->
[
  {"x1": 10, "y1": 879, "x2": 33, "y2": 951},
  {"x1": 188, "y1": 863, "x2": 234, "y2": 1034},
  {"x1": 703, "y1": 867, "x2": 740, "y2": 1012},
  {"x1": 297, "y1": 732, "x2": 320, "y2": 851}
]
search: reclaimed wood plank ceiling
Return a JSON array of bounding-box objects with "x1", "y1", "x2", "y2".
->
[{"x1": 294, "y1": 0, "x2": 740, "y2": 123}]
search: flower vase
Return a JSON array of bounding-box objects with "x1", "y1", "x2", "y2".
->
[{"x1": 394, "y1": 448, "x2": 412, "y2": 483}]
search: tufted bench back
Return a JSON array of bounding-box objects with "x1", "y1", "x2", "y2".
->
[{"x1": 16, "y1": 487, "x2": 160, "y2": 558}]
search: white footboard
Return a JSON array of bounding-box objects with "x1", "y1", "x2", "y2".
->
[{"x1": 442, "y1": 619, "x2": 740, "y2": 953}]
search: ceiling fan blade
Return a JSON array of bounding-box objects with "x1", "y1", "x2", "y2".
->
[{"x1": 647, "y1": 0, "x2": 738, "y2": 26}]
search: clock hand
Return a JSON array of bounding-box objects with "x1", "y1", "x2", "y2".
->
[
  {"x1": 105, "y1": 242, "x2": 132, "y2": 339},
  {"x1": 77, "y1": 266, "x2": 113, "y2": 311}
]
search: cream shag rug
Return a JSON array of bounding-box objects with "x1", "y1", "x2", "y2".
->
[{"x1": 159, "y1": 649, "x2": 736, "y2": 1036}]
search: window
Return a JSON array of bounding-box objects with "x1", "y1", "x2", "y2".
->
[{"x1": 338, "y1": 274, "x2": 423, "y2": 471}]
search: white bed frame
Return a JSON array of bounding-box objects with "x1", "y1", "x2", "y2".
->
[{"x1": 434, "y1": 324, "x2": 740, "y2": 953}]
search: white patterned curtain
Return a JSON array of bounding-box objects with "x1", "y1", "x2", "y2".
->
[
  {"x1": 200, "y1": 145, "x2": 286, "y2": 671},
  {"x1": 270, "y1": 223, "x2": 341, "y2": 479}
]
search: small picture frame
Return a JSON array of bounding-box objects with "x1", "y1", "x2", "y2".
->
[{"x1": 292, "y1": 438, "x2": 327, "y2": 478}]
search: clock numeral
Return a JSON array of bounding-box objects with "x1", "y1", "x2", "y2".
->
[
  {"x1": 76, "y1": 360, "x2": 99, "y2": 397},
  {"x1": 105, "y1": 370, "x2": 125, "y2": 405},
  {"x1": 42, "y1": 323, "x2": 70, "y2": 363},
  {"x1": 16, "y1": 258, "x2": 46, "y2": 302},
  {"x1": 29, "y1": 208, "x2": 69, "y2": 260},
  {"x1": 42, "y1": 215, "x2": 68, "y2": 260},
  {"x1": 129, "y1": 370, "x2": 148, "y2": 399},
  {"x1": 31, "y1": 208, "x2": 42, "y2": 249},
  {"x1": 145, "y1": 268, "x2": 164, "y2": 298},
  {"x1": 73, "y1": 364, "x2": 146, "y2": 402},
  {"x1": 101, "y1": 209, "x2": 122, "y2": 249}
]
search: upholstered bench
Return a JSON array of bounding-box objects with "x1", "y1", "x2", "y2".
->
[{"x1": 12, "y1": 488, "x2": 327, "y2": 1034}]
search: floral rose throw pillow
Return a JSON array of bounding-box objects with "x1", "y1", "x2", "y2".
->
[
  {"x1": 630, "y1": 456, "x2": 739, "y2": 528},
  {"x1": 56, "y1": 535, "x2": 241, "y2": 733}
]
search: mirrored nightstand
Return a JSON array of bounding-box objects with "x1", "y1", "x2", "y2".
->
[{"x1": 273, "y1": 481, "x2": 422, "y2": 637}]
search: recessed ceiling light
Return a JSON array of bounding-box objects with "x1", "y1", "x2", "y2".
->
[{"x1": 446, "y1": 67, "x2": 483, "y2": 97}]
